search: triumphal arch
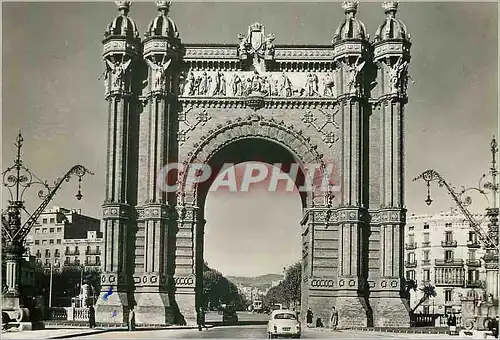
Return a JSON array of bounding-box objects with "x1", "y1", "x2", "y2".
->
[{"x1": 96, "y1": 0, "x2": 412, "y2": 328}]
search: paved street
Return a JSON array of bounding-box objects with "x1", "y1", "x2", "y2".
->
[{"x1": 79, "y1": 325, "x2": 464, "y2": 339}]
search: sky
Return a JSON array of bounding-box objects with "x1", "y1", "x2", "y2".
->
[{"x1": 2, "y1": 1, "x2": 498, "y2": 277}]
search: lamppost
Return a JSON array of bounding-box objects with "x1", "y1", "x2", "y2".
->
[
  {"x1": 1, "y1": 132, "x2": 93, "y2": 323},
  {"x1": 413, "y1": 137, "x2": 499, "y2": 316}
]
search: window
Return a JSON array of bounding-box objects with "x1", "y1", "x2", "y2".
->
[
  {"x1": 65, "y1": 257, "x2": 70, "y2": 263},
  {"x1": 423, "y1": 250, "x2": 430, "y2": 261},
  {"x1": 445, "y1": 250, "x2": 454, "y2": 261},
  {"x1": 423, "y1": 223, "x2": 430, "y2": 230},
  {"x1": 445, "y1": 223, "x2": 452, "y2": 228},
  {"x1": 408, "y1": 234, "x2": 415, "y2": 244},
  {"x1": 45, "y1": 249, "x2": 50, "y2": 257},
  {"x1": 35, "y1": 228, "x2": 40, "y2": 234},
  {"x1": 42, "y1": 218, "x2": 47, "y2": 224},
  {"x1": 445, "y1": 290, "x2": 452, "y2": 302},
  {"x1": 49, "y1": 239, "x2": 54, "y2": 244},
  {"x1": 54, "y1": 259, "x2": 60, "y2": 265},
  {"x1": 423, "y1": 233, "x2": 429, "y2": 243},
  {"x1": 445, "y1": 231, "x2": 453, "y2": 242},
  {"x1": 57, "y1": 239, "x2": 61, "y2": 244},
  {"x1": 409, "y1": 225, "x2": 414, "y2": 231},
  {"x1": 469, "y1": 250, "x2": 476, "y2": 260},
  {"x1": 96, "y1": 256, "x2": 100, "y2": 263},
  {"x1": 407, "y1": 253, "x2": 415, "y2": 262},
  {"x1": 469, "y1": 231, "x2": 475, "y2": 242},
  {"x1": 406, "y1": 270, "x2": 415, "y2": 281},
  {"x1": 96, "y1": 246, "x2": 100, "y2": 252},
  {"x1": 423, "y1": 306, "x2": 430, "y2": 314},
  {"x1": 423, "y1": 269, "x2": 430, "y2": 281},
  {"x1": 66, "y1": 246, "x2": 69, "y2": 252},
  {"x1": 468, "y1": 270, "x2": 479, "y2": 282},
  {"x1": 49, "y1": 228, "x2": 54, "y2": 233},
  {"x1": 274, "y1": 313, "x2": 296, "y2": 320},
  {"x1": 35, "y1": 240, "x2": 40, "y2": 245},
  {"x1": 42, "y1": 240, "x2": 47, "y2": 245},
  {"x1": 45, "y1": 259, "x2": 50, "y2": 266},
  {"x1": 87, "y1": 246, "x2": 91, "y2": 252},
  {"x1": 50, "y1": 218, "x2": 55, "y2": 223},
  {"x1": 42, "y1": 228, "x2": 48, "y2": 233}
]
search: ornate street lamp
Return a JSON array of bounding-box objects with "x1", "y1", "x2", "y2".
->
[
  {"x1": 1, "y1": 132, "x2": 93, "y2": 322},
  {"x1": 413, "y1": 137, "x2": 499, "y2": 315}
]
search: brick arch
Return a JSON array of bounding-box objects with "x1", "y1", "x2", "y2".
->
[{"x1": 177, "y1": 114, "x2": 327, "y2": 208}]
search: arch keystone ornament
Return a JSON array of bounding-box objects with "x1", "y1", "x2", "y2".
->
[{"x1": 97, "y1": 1, "x2": 412, "y2": 329}]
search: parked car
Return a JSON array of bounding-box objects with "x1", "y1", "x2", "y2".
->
[{"x1": 267, "y1": 309, "x2": 301, "y2": 338}]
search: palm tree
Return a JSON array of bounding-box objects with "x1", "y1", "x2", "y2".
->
[{"x1": 411, "y1": 284, "x2": 437, "y2": 314}]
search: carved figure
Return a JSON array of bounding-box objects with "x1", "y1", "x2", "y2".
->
[
  {"x1": 323, "y1": 73, "x2": 335, "y2": 96},
  {"x1": 207, "y1": 75, "x2": 213, "y2": 96},
  {"x1": 390, "y1": 57, "x2": 409, "y2": 93},
  {"x1": 261, "y1": 76, "x2": 270, "y2": 96},
  {"x1": 187, "y1": 72, "x2": 196, "y2": 96},
  {"x1": 306, "y1": 73, "x2": 321, "y2": 96},
  {"x1": 219, "y1": 73, "x2": 227, "y2": 96},
  {"x1": 146, "y1": 58, "x2": 172, "y2": 91},
  {"x1": 265, "y1": 33, "x2": 276, "y2": 57},
  {"x1": 271, "y1": 79, "x2": 279, "y2": 96},
  {"x1": 213, "y1": 72, "x2": 221, "y2": 96},
  {"x1": 251, "y1": 71, "x2": 261, "y2": 93},
  {"x1": 106, "y1": 59, "x2": 131, "y2": 91},
  {"x1": 232, "y1": 74, "x2": 242, "y2": 96},
  {"x1": 179, "y1": 73, "x2": 187, "y2": 96},
  {"x1": 194, "y1": 76, "x2": 201, "y2": 95},
  {"x1": 280, "y1": 72, "x2": 292, "y2": 97},
  {"x1": 244, "y1": 78, "x2": 252, "y2": 96},
  {"x1": 199, "y1": 72, "x2": 208, "y2": 95},
  {"x1": 347, "y1": 57, "x2": 366, "y2": 94}
]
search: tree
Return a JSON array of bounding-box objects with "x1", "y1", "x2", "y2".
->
[
  {"x1": 411, "y1": 284, "x2": 437, "y2": 313},
  {"x1": 264, "y1": 261, "x2": 302, "y2": 309},
  {"x1": 202, "y1": 262, "x2": 249, "y2": 311}
]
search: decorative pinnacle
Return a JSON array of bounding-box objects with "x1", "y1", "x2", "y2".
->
[
  {"x1": 115, "y1": 0, "x2": 131, "y2": 14},
  {"x1": 382, "y1": 1, "x2": 399, "y2": 15},
  {"x1": 156, "y1": 0, "x2": 171, "y2": 12},
  {"x1": 342, "y1": 1, "x2": 358, "y2": 14}
]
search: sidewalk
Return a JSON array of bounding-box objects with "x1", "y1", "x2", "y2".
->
[{"x1": 1, "y1": 328, "x2": 108, "y2": 339}]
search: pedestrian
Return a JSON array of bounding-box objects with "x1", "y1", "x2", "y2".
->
[
  {"x1": 492, "y1": 315, "x2": 499, "y2": 339},
  {"x1": 128, "y1": 308, "x2": 135, "y2": 331},
  {"x1": 447, "y1": 313, "x2": 457, "y2": 335},
  {"x1": 88, "y1": 305, "x2": 96, "y2": 328},
  {"x1": 330, "y1": 306, "x2": 338, "y2": 330},
  {"x1": 197, "y1": 306, "x2": 207, "y2": 331},
  {"x1": 316, "y1": 317, "x2": 324, "y2": 328},
  {"x1": 306, "y1": 308, "x2": 313, "y2": 327}
]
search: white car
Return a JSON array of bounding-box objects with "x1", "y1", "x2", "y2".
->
[{"x1": 267, "y1": 309, "x2": 301, "y2": 338}]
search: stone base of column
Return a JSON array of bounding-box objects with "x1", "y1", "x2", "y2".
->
[
  {"x1": 370, "y1": 296, "x2": 410, "y2": 327},
  {"x1": 335, "y1": 295, "x2": 369, "y2": 328},
  {"x1": 135, "y1": 292, "x2": 174, "y2": 325},
  {"x1": 95, "y1": 289, "x2": 129, "y2": 325},
  {"x1": 175, "y1": 290, "x2": 196, "y2": 326}
]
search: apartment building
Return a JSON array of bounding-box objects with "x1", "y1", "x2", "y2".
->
[
  {"x1": 25, "y1": 206, "x2": 102, "y2": 272},
  {"x1": 405, "y1": 210, "x2": 486, "y2": 316}
]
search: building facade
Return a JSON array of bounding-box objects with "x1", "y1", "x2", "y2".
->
[
  {"x1": 25, "y1": 206, "x2": 102, "y2": 272},
  {"x1": 405, "y1": 210, "x2": 486, "y2": 316},
  {"x1": 97, "y1": 0, "x2": 412, "y2": 328}
]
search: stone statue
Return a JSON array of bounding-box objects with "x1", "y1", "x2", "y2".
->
[
  {"x1": 187, "y1": 72, "x2": 196, "y2": 96},
  {"x1": 199, "y1": 72, "x2": 208, "y2": 95},
  {"x1": 265, "y1": 33, "x2": 276, "y2": 57},
  {"x1": 232, "y1": 74, "x2": 242, "y2": 96},
  {"x1": 238, "y1": 33, "x2": 248, "y2": 57},
  {"x1": 212, "y1": 72, "x2": 221, "y2": 96},
  {"x1": 306, "y1": 73, "x2": 320, "y2": 96},
  {"x1": 219, "y1": 73, "x2": 227, "y2": 96},
  {"x1": 194, "y1": 76, "x2": 201, "y2": 95},
  {"x1": 146, "y1": 58, "x2": 172, "y2": 91},
  {"x1": 323, "y1": 73, "x2": 335, "y2": 96},
  {"x1": 271, "y1": 78, "x2": 279, "y2": 96},
  {"x1": 347, "y1": 57, "x2": 366, "y2": 94},
  {"x1": 261, "y1": 76, "x2": 270, "y2": 96},
  {"x1": 207, "y1": 75, "x2": 213, "y2": 96},
  {"x1": 179, "y1": 73, "x2": 187, "y2": 96},
  {"x1": 251, "y1": 71, "x2": 261, "y2": 93},
  {"x1": 106, "y1": 59, "x2": 131, "y2": 91},
  {"x1": 390, "y1": 57, "x2": 409, "y2": 93},
  {"x1": 280, "y1": 72, "x2": 292, "y2": 97}
]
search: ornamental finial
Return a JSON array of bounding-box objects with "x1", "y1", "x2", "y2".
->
[
  {"x1": 382, "y1": 1, "x2": 398, "y2": 16},
  {"x1": 115, "y1": 0, "x2": 131, "y2": 14},
  {"x1": 156, "y1": 0, "x2": 171, "y2": 12},
  {"x1": 342, "y1": 1, "x2": 358, "y2": 14}
]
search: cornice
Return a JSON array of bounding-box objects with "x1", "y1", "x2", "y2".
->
[{"x1": 178, "y1": 96, "x2": 341, "y2": 110}]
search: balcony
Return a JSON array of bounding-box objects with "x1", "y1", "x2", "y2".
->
[
  {"x1": 466, "y1": 259, "x2": 481, "y2": 267},
  {"x1": 405, "y1": 243, "x2": 417, "y2": 250},
  {"x1": 54, "y1": 252, "x2": 61, "y2": 258},
  {"x1": 85, "y1": 249, "x2": 101, "y2": 255},
  {"x1": 422, "y1": 259, "x2": 431, "y2": 266},
  {"x1": 435, "y1": 259, "x2": 464, "y2": 267},
  {"x1": 422, "y1": 241, "x2": 431, "y2": 248},
  {"x1": 465, "y1": 280, "x2": 484, "y2": 288},
  {"x1": 85, "y1": 259, "x2": 101, "y2": 266},
  {"x1": 405, "y1": 260, "x2": 417, "y2": 268},
  {"x1": 467, "y1": 240, "x2": 481, "y2": 248},
  {"x1": 65, "y1": 249, "x2": 80, "y2": 255},
  {"x1": 435, "y1": 267, "x2": 465, "y2": 287},
  {"x1": 64, "y1": 260, "x2": 81, "y2": 266},
  {"x1": 441, "y1": 240, "x2": 457, "y2": 247}
]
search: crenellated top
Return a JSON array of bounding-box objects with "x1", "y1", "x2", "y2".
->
[
  {"x1": 374, "y1": 1, "x2": 410, "y2": 43},
  {"x1": 332, "y1": 1, "x2": 368, "y2": 43},
  {"x1": 145, "y1": 0, "x2": 180, "y2": 40},
  {"x1": 104, "y1": 1, "x2": 140, "y2": 39}
]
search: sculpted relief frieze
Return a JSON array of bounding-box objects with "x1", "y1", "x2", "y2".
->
[{"x1": 179, "y1": 70, "x2": 336, "y2": 99}]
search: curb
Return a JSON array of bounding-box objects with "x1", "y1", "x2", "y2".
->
[{"x1": 51, "y1": 329, "x2": 110, "y2": 339}]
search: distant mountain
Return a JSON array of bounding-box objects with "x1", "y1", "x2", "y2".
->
[{"x1": 227, "y1": 273, "x2": 283, "y2": 289}]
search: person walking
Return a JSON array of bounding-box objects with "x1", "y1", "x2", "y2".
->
[
  {"x1": 88, "y1": 305, "x2": 96, "y2": 328},
  {"x1": 128, "y1": 308, "x2": 136, "y2": 331},
  {"x1": 197, "y1": 306, "x2": 207, "y2": 331},
  {"x1": 447, "y1": 313, "x2": 457, "y2": 335},
  {"x1": 330, "y1": 306, "x2": 338, "y2": 330},
  {"x1": 306, "y1": 308, "x2": 314, "y2": 327},
  {"x1": 492, "y1": 315, "x2": 499, "y2": 339}
]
